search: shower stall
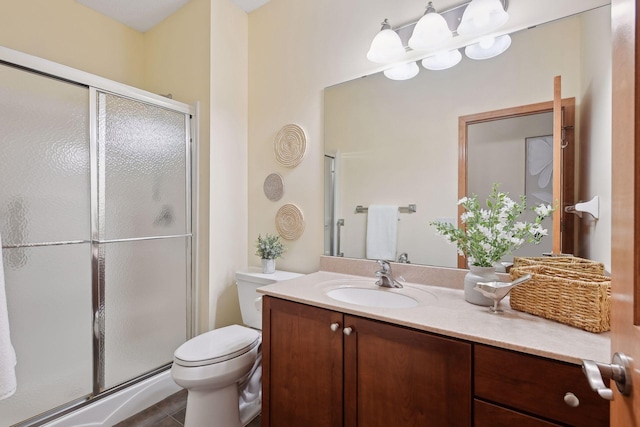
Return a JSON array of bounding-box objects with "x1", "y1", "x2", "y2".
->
[{"x1": 0, "y1": 48, "x2": 196, "y2": 427}]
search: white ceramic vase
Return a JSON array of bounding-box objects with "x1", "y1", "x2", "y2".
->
[
  {"x1": 464, "y1": 265, "x2": 498, "y2": 306},
  {"x1": 261, "y1": 258, "x2": 276, "y2": 274}
]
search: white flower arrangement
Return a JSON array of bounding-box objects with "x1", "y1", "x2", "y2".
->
[
  {"x1": 255, "y1": 233, "x2": 286, "y2": 260},
  {"x1": 431, "y1": 184, "x2": 553, "y2": 267}
]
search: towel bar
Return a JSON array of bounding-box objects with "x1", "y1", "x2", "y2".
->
[{"x1": 355, "y1": 204, "x2": 416, "y2": 214}]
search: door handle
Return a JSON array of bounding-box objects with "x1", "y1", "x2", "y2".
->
[{"x1": 582, "y1": 352, "x2": 632, "y2": 400}]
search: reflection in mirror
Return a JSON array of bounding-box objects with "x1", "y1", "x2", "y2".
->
[
  {"x1": 324, "y1": 6, "x2": 611, "y2": 269},
  {"x1": 469, "y1": 112, "x2": 555, "y2": 260},
  {"x1": 460, "y1": 98, "x2": 576, "y2": 268}
]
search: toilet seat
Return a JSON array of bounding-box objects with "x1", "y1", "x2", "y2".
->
[{"x1": 174, "y1": 325, "x2": 260, "y2": 368}]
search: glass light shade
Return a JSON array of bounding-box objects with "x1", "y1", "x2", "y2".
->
[
  {"x1": 465, "y1": 34, "x2": 511, "y2": 60},
  {"x1": 384, "y1": 62, "x2": 420, "y2": 80},
  {"x1": 408, "y1": 11, "x2": 452, "y2": 51},
  {"x1": 456, "y1": 0, "x2": 508, "y2": 37},
  {"x1": 367, "y1": 28, "x2": 405, "y2": 63},
  {"x1": 421, "y1": 49, "x2": 462, "y2": 70}
]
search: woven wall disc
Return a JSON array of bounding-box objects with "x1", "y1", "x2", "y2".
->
[
  {"x1": 275, "y1": 203, "x2": 305, "y2": 241},
  {"x1": 263, "y1": 173, "x2": 284, "y2": 201},
  {"x1": 274, "y1": 124, "x2": 307, "y2": 168}
]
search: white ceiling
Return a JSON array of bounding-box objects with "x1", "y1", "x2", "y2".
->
[
  {"x1": 231, "y1": 0, "x2": 270, "y2": 13},
  {"x1": 76, "y1": 0, "x2": 269, "y2": 33}
]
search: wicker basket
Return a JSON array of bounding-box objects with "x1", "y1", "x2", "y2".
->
[
  {"x1": 509, "y1": 264, "x2": 611, "y2": 333},
  {"x1": 513, "y1": 256, "x2": 605, "y2": 275}
]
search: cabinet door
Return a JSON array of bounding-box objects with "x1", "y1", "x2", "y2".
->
[
  {"x1": 262, "y1": 297, "x2": 343, "y2": 427},
  {"x1": 475, "y1": 345, "x2": 609, "y2": 426},
  {"x1": 343, "y1": 316, "x2": 472, "y2": 427}
]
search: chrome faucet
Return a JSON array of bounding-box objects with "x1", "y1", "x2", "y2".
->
[{"x1": 375, "y1": 260, "x2": 403, "y2": 288}]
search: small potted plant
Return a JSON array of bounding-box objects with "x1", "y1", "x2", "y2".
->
[
  {"x1": 255, "y1": 233, "x2": 286, "y2": 274},
  {"x1": 431, "y1": 184, "x2": 553, "y2": 305}
]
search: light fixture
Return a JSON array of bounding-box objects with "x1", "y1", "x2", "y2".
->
[
  {"x1": 465, "y1": 34, "x2": 511, "y2": 60},
  {"x1": 421, "y1": 49, "x2": 462, "y2": 70},
  {"x1": 383, "y1": 62, "x2": 420, "y2": 81},
  {"x1": 456, "y1": 0, "x2": 508, "y2": 37},
  {"x1": 369, "y1": 0, "x2": 511, "y2": 80},
  {"x1": 408, "y1": 2, "x2": 452, "y2": 52},
  {"x1": 367, "y1": 19, "x2": 405, "y2": 63}
]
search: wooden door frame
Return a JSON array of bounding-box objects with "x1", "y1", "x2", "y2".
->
[{"x1": 457, "y1": 99, "x2": 576, "y2": 268}]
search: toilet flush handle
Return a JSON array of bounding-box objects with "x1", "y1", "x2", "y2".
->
[{"x1": 254, "y1": 296, "x2": 262, "y2": 312}]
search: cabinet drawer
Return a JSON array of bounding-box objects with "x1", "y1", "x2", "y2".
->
[
  {"x1": 475, "y1": 400, "x2": 561, "y2": 427},
  {"x1": 474, "y1": 345, "x2": 608, "y2": 426}
]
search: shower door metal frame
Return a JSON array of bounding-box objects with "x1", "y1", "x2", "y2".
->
[
  {"x1": 0, "y1": 46, "x2": 199, "y2": 425},
  {"x1": 89, "y1": 88, "x2": 195, "y2": 394}
]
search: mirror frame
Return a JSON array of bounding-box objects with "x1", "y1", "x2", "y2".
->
[{"x1": 458, "y1": 97, "x2": 576, "y2": 268}]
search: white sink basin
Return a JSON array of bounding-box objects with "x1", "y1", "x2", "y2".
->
[{"x1": 326, "y1": 287, "x2": 419, "y2": 308}]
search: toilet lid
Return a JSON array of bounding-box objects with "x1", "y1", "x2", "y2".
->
[{"x1": 174, "y1": 324, "x2": 261, "y2": 367}]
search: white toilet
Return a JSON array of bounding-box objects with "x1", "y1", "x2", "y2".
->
[{"x1": 171, "y1": 268, "x2": 303, "y2": 427}]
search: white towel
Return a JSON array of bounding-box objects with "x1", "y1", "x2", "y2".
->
[
  {"x1": 366, "y1": 205, "x2": 399, "y2": 261},
  {"x1": 0, "y1": 233, "x2": 17, "y2": 400},
  {"x1": 239, "y1": 341, "x2": 262, "y2": 425}
]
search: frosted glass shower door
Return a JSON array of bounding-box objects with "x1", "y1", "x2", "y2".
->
[
  {"x1": 95, "y1": 92, "x2": 191, "y2": 390},
  {"x1": 0, "y1": 64, "x2": 92, "y2": 426}
]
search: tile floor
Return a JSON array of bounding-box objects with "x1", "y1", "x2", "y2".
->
[{"x1": 114, "y1": 389, "x2": 261, "y2": 427}]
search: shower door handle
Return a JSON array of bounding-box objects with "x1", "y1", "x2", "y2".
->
[
  {"x1": 336, "y1": 219, "x2": 345, "y2": 257},
  {"x1": 93, "y1": 310, "x2": 101, "y2": 339}
]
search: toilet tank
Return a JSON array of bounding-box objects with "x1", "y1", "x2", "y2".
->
[{"x1": 236, "y1": 267, "x2": 304, "y2": 329}]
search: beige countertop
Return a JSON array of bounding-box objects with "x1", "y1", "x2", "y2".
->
[{"x1": 257, "y1": 270, "x2": 611, "y2": 365}]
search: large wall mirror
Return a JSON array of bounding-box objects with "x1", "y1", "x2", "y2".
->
[{"x1": 324, "y1": 5, "x2": 611, "y2": 269}]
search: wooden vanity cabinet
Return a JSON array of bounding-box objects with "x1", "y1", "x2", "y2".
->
[
  {"x1": 474, "y1": 345, "x2": 609, "y2": 426},
  {"x1": 262, "y1": 296, "x2": 608, "y2": 427},
  {"x1": 262, "y1": 296, "x2": 472, "y2": 427}
]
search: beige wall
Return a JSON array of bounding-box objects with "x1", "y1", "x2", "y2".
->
[
  {"x1": 208, "y1": 0, "x2": 249, "y2": 329},
  {"x1": 249, "y1": 0, "x2": 611, "y2": 273},
  {"x1": 579, "y1": 6, "x2": 612, "y2": 271},
  {"x1": 0, "y1": 0, "x2": 145, "y2": 88}
]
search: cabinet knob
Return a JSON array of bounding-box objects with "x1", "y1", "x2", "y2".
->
[
  {"x1": 564, "y1": 392, "x2": 580, "y2": 407},
  {"x1": 330, "y1": 322, "x2": 340, "y2": 332},
  {"x1": 343, "y1": 327, "x2": 353, "y2": 336}
]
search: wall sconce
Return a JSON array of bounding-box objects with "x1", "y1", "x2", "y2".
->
[
  {"x1": 457, "y1": 0, "x2": 509, "y2": 36},
  {"x1": 366, "y1": 19, "x2": 405, "y2": 64},
  {"x1": 421, "y1": 49, "x2": 462, "y2": 70},
  {"x1": 408, "y1": 2, "x2": 452, "y2": 51},
  {"x1": 384, "y1": 61, "x2": 420, "y2": 80},
  {"x1": 367, "y1": 0, "x2": 510, "y2": 80},
  {"x1": 465, "y1": 34, "x2": 512, "y2": 60}
]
